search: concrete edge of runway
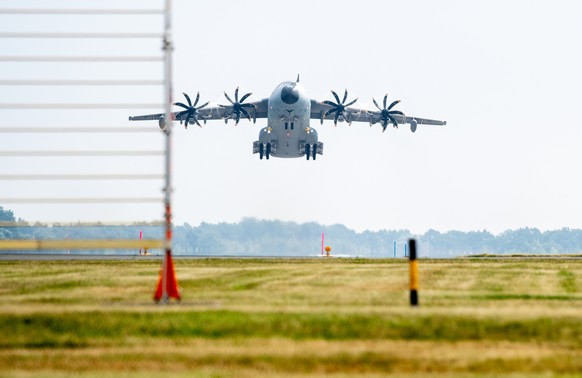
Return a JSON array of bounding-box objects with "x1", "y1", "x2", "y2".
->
[
  {"x1": 1, "y1": 253, "x2": 581, "y2": 261},
  {"x1": 0, "y1": 253, "x2": 330, "y2": 261}
]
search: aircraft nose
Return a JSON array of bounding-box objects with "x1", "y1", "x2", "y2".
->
[{"x1": 280, "y1": 85, "x2": 299, "y2": 104}]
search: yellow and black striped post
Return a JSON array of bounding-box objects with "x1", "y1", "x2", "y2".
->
[{"x1": 408, "y1": 239, "x2": 419, "y2": 306}]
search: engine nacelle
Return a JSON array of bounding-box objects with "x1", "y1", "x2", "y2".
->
[
  {"x1": 158, "y1": 115, "x2": 166, "y2": 129},
  {"x1": 410, "y1": 118, "x2": 418, "y2": 133}
]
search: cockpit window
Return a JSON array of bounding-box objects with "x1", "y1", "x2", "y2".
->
[{"x1": 281, "y1": 85, "x2": 299, "y2": 104}]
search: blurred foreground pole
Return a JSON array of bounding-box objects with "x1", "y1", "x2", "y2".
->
[
  {"x1": 408, "y1": 239, "x2": 419, "y2": 306},
  {"x1": 155, "y1": 0, "x2": 180, "y2": 303}
]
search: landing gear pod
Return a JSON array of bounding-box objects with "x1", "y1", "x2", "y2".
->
[{"x1": 158, "y1": 115, "x2": 166, "y2": 129}]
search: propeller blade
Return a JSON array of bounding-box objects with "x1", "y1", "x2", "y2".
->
[
  {"x1": 239, "y1": 92, "x2": 252, "y2": 103},
  {"x1": 388, "y1": 114, "x2": 398, "y2": 127},
  {"x1": 194, "y1": 118, "x2": 202, "y2": 127},
  {"x1": 196, "y1": 101, "x2": 209, "y2": 110},
  {"x1": 334, "y1": 111, "x2": 340, "y2": 125},
  {"x1": 342, "y1": 89, "x2": 348, "y2": 104},
  {"x1": 345, "y1": 98, "x2": 358, "y2": 107},
  {"x1": 331, "y1": 90, "x2": 341, "y2": 105},
  {"x1": 235, "y1": 112, "x2": 241, "y2": 125},
  {"x1": 241, "y1": 103, "x2": 256, "y2": 108},
  {"x1": 193, "y1": 92, "x2": 200, "y2": 107},
  {"x1": 224, "y1": 92, "x2": 234, "y2": 104},
  {"x1": 234, "y1": 87, "x2": 239, "y2": 102},
  {"x1": 323, "y1": 100, "x2": 338, "y2": 107},
  {"x1": 183, "y1": 93, "x2": 192, "y2": 107},
  {"x1": 324, "y1": 108, "x2": 336, "y2": 117},
  {"x1": 383, "y1": 94, "x2": 388, "y2": 109},
  {"x1": 185, "y1": 114, "x2": 191, "y2": 126},
  {"x1": 174, "y1": 102, "x2": 189, "y2": 110},
  {"x1": 388, "y1": 100, "x2": 400, "y2": 110},
  {"x1": 389, "y1": 110, "x2": 404, "y2": 116},
  {"x1": 373, "y1": 98, "x2": 382, "y2": 111},
  {"x1": 240, "y1": 107, "x2": 251, "y2": 121}
]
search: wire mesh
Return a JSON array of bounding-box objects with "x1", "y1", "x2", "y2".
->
[{"x1": 0, "y1": 2, "x2": 169, "y2": 254}]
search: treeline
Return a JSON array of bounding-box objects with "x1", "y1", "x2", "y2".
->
[
  {"x1": 2, "y1": 207, "x2": 582, "y2": 256},
  {"x1": 173, "y1": 219, "x2": 582, "y2": 257}
]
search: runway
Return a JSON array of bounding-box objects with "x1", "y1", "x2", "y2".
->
[
  {"x1": 0, "y1": 253, "x2": 326, "y2": 261},
  {"x1": 1, "y1": 253, "x2": 581, "y2": 261}
]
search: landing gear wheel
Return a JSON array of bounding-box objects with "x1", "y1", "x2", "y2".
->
[
  {"x1": 259, "y1": 143, "x2": 264, "y2": 160},
  {"x1": 265, "y1": 143, "x2": 271, "y2": 160},
  {"x1": 305, "y1": 144, "x2": 311, "y2": 160},
  {"x1": 312, "y1": 144, "x2": 317, "y2": 160}
]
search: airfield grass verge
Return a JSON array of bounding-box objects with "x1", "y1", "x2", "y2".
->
[{"x1": 0, "y1": 257, "x2": 581, "y2": 377}]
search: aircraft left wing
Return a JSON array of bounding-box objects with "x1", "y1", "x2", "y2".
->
[{"x1": 310, "y1": 91, "x2": 446, "y2": 132}]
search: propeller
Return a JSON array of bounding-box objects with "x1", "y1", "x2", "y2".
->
[
  {"x1": 323, "y1": 89, "x2": 358, "y2": 126},
  {"x1": 371, "y1": 94, "x2": 404, "y2": 132},
  {"x1": 174, "y1": 92, "x2": 209, "y2": 129},
  {"x1": 220, "y1": 87, "x2": 256, "y2": 125}
]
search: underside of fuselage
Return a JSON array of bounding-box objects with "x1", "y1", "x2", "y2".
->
[{"x1": 252, "y1": 81, "x2": 323, "y2": 161}]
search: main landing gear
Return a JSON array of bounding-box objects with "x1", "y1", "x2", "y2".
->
[
  {"x1": 259, "y1": 143, "x2": 271, "y2": 160},
  {"x1": 305, "y1": 143, "x2": 317, "y2": 161}
]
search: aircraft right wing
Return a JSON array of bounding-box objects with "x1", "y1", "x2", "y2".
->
[{"x1": 129, "y1": 91, "x2": 269, "y2": 128}]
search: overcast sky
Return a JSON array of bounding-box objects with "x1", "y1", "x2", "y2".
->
[{"x1": 1, "y1": 0, "x2": 581, "y2": 234}]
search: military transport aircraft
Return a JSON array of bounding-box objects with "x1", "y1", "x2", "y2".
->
[{"x1": 129, "y1": 76, "x2": 446, "y2": 160}]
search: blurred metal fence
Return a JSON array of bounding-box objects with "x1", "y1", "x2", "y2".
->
[{"x1": 0, "y1": 2, "x2": 173, "y2": 253}]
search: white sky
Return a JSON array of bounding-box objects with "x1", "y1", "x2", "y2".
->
[{"x1": 1, "y1": 0, "x2": 581, "y2": 234}]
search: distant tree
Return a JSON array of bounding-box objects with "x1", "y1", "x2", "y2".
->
[
  {"x1": 0, "y1": 206, "x2": 16, "y2": 240},
  {"x1": 0, "y1": 206, "x2": 15, "y2": 222}
]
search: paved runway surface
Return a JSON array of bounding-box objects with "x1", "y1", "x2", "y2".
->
[{"x1": 0, "y1": 253, "x2": 327, "y2": 261}]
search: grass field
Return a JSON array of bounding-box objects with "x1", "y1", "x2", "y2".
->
[{"x1": 0, "y1": 257, "x2": 581, "y2": 377}]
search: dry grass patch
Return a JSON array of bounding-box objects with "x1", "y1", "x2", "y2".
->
[{"x1": 1, "y1": 257, "x2": 581, "y2": 377}]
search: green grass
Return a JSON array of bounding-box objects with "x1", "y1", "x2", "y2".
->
[
  {"x1": 0, "y1": 257, "x2": 581, "y2": 377},
  {"x1": 2, "y1": 310, "x2": 582, "y2": 348}
]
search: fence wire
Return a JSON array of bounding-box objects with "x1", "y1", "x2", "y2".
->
[{"x1": 0, "y1": 2, "x2": 170, "y2": 253}]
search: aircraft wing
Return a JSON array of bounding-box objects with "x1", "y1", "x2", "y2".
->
[
  {"x1": 363, "y1": 112, "x2": 446, "y2": 126},
  {"x1": 129, "y1": 98, "x2": 269, "y2": 125},
  {"x1": 310, "y1": 99, "x2": 446, "y2": 128},
  {"x1": 197, "y1": 98, "x2": 269, "y2": 122},
  {"x1": 310, "y1": 100, "x2": 367, "y2": 124}
]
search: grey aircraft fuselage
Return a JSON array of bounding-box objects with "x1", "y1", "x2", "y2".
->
[{"x1": 257, "y1": 80, "x2": 319, "y2": 159}]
